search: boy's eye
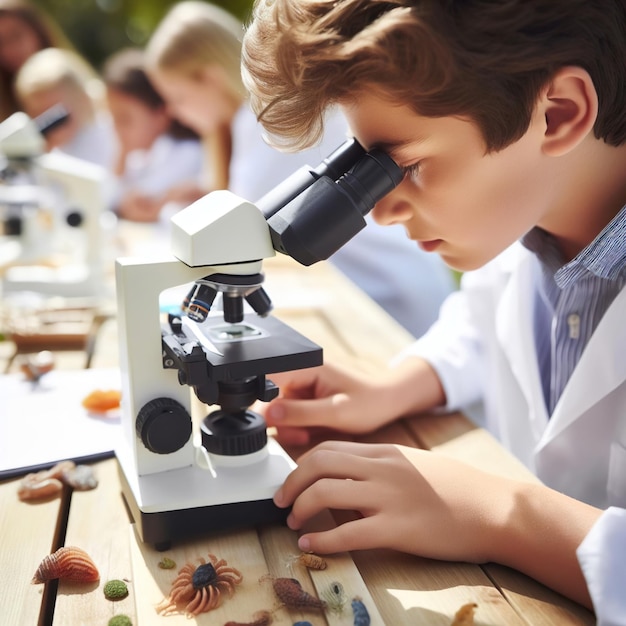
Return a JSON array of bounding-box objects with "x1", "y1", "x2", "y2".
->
[{"x1": 401, "y1": 162, "x2": 421, "y2": 180}]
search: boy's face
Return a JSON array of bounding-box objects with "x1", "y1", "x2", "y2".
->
[{"x1": 341, "y1": 91, "x2": 552, "y2": 271}]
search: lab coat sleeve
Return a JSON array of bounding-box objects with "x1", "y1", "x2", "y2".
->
[
  {"x1": 577, "y1": 507, "x2": 626, "y2": 626},
  {"x1": 392, "y1": 285, "x2": 486, "y2": 411},
  {"x1": 391, "y1": 244, "x2": 528, "y2": 412}
]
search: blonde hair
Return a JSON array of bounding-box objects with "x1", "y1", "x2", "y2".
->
[
  {"x1": 145, "y1": 1, "x2": 245, "y2": 100},
  {"x1": 15, "y1": 47, "x2": 105, "y2": 117}
]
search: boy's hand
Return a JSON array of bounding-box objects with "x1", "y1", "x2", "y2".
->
[
  {"x1": 261, "y1": 358, "x2": 447, "y2": 446},
  {"x1": 259, "y1": 363, "x2": 402, "y2": 446},
  {"x1": 274, "y1": 441, "x2": 509, "y2": 563},
  {"x1": 274, "y1": 440, "x2": 601, "y2": 609}
]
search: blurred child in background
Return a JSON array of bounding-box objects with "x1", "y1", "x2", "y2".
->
[
  {"x1": 14, "y1": 47, "x2": 116, "y2": 169},
  {"x1": 103, "y1": 47, "x2": 203, "y2": 222},
  {"x1": 0, "y1": 0, "x2": 72, "y2": 121},
  {"x1": 144, "y1": 0, "x2": 455, "y2": 337}
]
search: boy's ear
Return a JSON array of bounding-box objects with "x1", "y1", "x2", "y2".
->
[{"x1": 540, "y1": 66, "x2": 598, "y2": 157}]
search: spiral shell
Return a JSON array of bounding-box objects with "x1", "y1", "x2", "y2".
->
[
  {"x1": 32, "y1": 546, "x2": 100, "y2": 584},
  {"x1": 291, "y1": 552, "x2": 327, "y2": 570},
  {"x1": 267, "y1": 576, "x2": 326, "y2": 611}
]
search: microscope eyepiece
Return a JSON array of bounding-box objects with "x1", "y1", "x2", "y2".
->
[{"x1": 263, "y1": 140, "x2": 403, "y2": 266}]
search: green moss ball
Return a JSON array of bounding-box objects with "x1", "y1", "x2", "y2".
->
[
  {"x1": 103, "y1": 579, "x2": 129, "y2": 600},
  {"x1": 107, "y1": 615, "x2": 132, "y2": 626}
]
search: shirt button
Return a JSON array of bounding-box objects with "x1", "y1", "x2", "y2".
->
[{"x1": 567, "y1": 313, "x2": 580, "y2": 339}]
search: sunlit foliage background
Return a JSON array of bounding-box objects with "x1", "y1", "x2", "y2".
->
[{"x1": 33, "y1": 0, "x2": 253, "y2": 69}]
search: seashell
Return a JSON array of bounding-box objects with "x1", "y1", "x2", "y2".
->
[
  {"x1": 18, "y1": 477, "x2": 63, "y2": 501},
  {"x1": 42, "y1": 460, "x2": 77, "y2": 481},
  {"x1": 291, "y1": 552, "x2": 327, "y2": 570},
  {"x1": 267, "y1": 576, "x2": 326, "y2": 611},
  {"x1": 21, "y1": 460, "x2": 75, "y2": 488},
  {"x1": 62, "y1": 464, "x2": 98, "y2": 490},
  {"x1": 32, "y1": 546, "x2": 100, "y2": 584}
]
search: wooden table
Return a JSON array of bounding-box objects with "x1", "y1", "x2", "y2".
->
[{"x1": 0, "y1": 254, "x2": 595, "y2": 625}]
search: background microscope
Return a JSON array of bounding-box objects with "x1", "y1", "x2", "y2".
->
[
  {"x1": 0, "y1": 106, "x2": 111, "y2": 298},
  {"x1": 116, "y1": 138, "x2": 403, "y2": 548}
]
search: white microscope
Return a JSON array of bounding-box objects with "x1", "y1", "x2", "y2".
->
[
  {"x1": 115, "y1": 139, "x2": 403, "y2": 548},
  {"x1": 0, "y1": 107, "x2": 110, "y2": 298}
]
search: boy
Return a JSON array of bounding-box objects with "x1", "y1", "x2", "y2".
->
[{"x1": 241, "y1": 0, "x2": 626, "y2": 621}]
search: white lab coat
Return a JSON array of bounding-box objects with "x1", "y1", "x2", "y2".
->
[
  {"x1": 578, "y1": 508, "x2": 626, "y2": 626},
  {"x1": 229, "y1": 104, "x2": 456, "y2": 338},
  {"x1": 401, "y1": 242, "x2": 626, "y2": 623}
]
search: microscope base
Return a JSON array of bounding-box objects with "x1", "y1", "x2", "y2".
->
[{"x1": 117, "y1": 438, "x2": 295, "y2": 549}]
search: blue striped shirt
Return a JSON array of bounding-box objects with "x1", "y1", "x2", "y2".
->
[{"x1": 522, "y1": 204, "x2": 626, "y2": 415}]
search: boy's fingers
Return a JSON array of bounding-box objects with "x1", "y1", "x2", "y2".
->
[
  {"x1": 287, "y1": 475, "x2": 374, "y2": 529},
  {"x1": 264, "y1": 396, "x2": 343, "y2": 428},
  {"x1": 267, "y1": 366, "x2": 323, "y2": 394},
  {"x1": 298, "y1": 516, "x2": 386, "y2": 554},
  {"x1": 276, "y1": 446, "x2": 384, "y2": 508},
  {"x1": 270, "y1": 425, "x2": 311, "y2": 447}
]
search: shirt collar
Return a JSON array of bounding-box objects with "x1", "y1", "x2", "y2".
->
[{"x1": 522, "y1": 204, "x2": 626, "y2": 289}]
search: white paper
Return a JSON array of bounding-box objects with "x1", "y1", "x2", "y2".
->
[{"x1": 0, "y1": 367, "x2": 122, "y2": 478}]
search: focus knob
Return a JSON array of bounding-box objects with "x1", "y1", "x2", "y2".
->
[
  {"x1": 136, "y1": 397, "x2": 192, "y2": 454},
  {"x1": 200, "y1": 410, "x2": 267, "y2": 456}
]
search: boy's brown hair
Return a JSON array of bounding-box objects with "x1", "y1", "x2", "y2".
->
[{"x1": 242, "y1": 0, "x2": 626, "y2": 152}]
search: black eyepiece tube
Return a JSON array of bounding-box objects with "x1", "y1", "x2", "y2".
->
[
  {"x1": 256, "y1": 138, "x2": 366, "y2": 219},
  {"x1": 313, "y1": 137, "x2": 366, "y2": 181},
  {"x1": 266, "y1": 147, "x2": 403, "y2": 266}
]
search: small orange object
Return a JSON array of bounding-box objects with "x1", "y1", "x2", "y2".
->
[
  {"x1": 293, "y1": 552, "x2": 327, "y2": 570},
  {"x1": 82, "y1": 389, "x2": 121, "y2": 412},
  {"x1": 451, "y1": 602, "x2": 478, "y2": 626}
]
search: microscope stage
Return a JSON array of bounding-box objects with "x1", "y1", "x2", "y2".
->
[{"x1": 166, "y1": 311, "x2": 323, "y2": 380}]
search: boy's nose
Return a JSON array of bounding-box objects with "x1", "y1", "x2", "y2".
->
[{"x1": 372, "y1": 184, "x2": 414, "y2": 226}]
